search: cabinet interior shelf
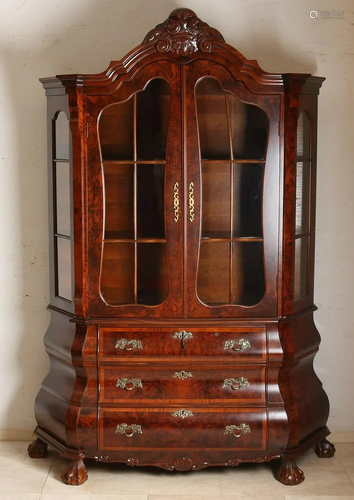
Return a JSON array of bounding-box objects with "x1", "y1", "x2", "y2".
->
[
  {"x1": 201, "y1": 237, "x2": 263, "y2": 242},
  {"x1": 104, "y1": 238, "x2": 167, "y2": 243}
]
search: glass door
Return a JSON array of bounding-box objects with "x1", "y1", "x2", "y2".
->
[
  {"x1": 184, "y1": 62, "x2": 280, "y2": 318},
  {"x1": 87, "y1": 63, "x2": 183, "y2": 317},
  {"x1": 99, "y1": 79, "x2": 170, "y2": 306}
]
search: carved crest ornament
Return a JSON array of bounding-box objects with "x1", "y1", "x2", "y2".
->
[{"x1": 143, "y1": 8, "x2": 225, "y2": 56}]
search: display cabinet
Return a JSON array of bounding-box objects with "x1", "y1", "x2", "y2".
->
[{"x1": 28, "y1": 8, "x2": 335, "y2": 485}]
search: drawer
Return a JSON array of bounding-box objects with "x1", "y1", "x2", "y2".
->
[
  {"x1": 99, "y1": 366, "x2": 266, "y2": 403},
  {"x1": 99, "y1": 327, "x2": 266, "y2": 361},
  {"x1": 99, "y1": 407, "x2": 267, "y2": 450}
]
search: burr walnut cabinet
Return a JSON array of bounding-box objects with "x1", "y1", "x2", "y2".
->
[{"x1": 28, "y1": 8, "x2": 335, "y2": 485}]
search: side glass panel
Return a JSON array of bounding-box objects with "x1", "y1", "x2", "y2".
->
[
  {"x1": 55, "y1": 111, "x2": 70, "y2": 159},
  {"x1": 196, "y1": 78, "x2": 268, "y2": 307},
  {"x1": 295, "y1": 161, "x2": 310, "y2": 235},
  {"x1": 55, "y1": 161, "x2": 71, "y2": 237},
  {"x1": 294, "y1": 111, "x2": 311, "y2": 300},
  {"x1": 294, "y1": 237, "x2": 308, "y2": 300},
  {"x1": 53, "y1": 111, "x2": 72, "y2": 301},
  {"x1": 57, "y1": 238, "x2": 72, "y2": 300},
  {"x1": 99, "y1": 79, "x2": 171, "y2": 306}
]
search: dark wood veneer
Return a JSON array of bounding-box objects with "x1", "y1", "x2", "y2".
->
[{"x1": 30, "y1": 8, "x2": 333, "y2": 486}]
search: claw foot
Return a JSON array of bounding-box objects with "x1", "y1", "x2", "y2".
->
[
  {"x1": 276, "y1": 459, "x2": 305, "y2": 485},
  {"x1": 315, "y1": 437, "x2": 336, "y2": 458},
  {"x1": 61, "y1": 458, "x2": 88, "y2": 486},
  {"x1": 27, "y1": 438, "x2": 48, "y2": 458}
]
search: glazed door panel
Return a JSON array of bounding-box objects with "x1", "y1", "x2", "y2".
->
[
  {"x1": 184, "y1": 61, "x2": 280, "y2": 318},
  {"x1": 87, "y1": 62, "x2": 183, "y2": 317}
]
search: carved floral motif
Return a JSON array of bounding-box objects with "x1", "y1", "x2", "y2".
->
[
  {"x1": 127, "y1": 458, "x2": 140, "y2": 467},
  {"x1": 155, "y1": 458, "x2": 209, "y2": 471},
  {"x1": 95, "y1": 455, "x2": 113, "y2": 463},
  {"x1": 143, "y1": 8, "x2": 225, "y2": 56}
]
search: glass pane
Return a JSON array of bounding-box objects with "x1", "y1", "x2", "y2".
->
[
  {"x1": 55, "y1": 162, "x2": 71, "y2": 237},
  {"x1": 233, "y1": 163, "x2": 263, "y2": 237},
  {"x1": 137, "y1": 79, "x2": 170, "y2": 160},
  {"x1": 295, "y1": 161, "x2": 310, "y2": 235},
  {"x1": 294, "y1": 237, "x2": 308, "y2": 300},
  {"x1": 232, "y1": 242, "x2": 265, "y2": 306},
  {"x1": 54, "y1": 111, "x2": 70, "y2": 160},
  {"x1": 103, "y1": 164, "x2": 134, "y2": 239},
  {"x1": 297, "y1": 112, "x2": 311, "y2": 158},
  {"x1": 201, "y1": 163, "x2": 230, "y2": 238},
  {"x1": 99, "y1": 99, "x2": 134, "y2": 160},
  {"x1": 197, "y1": 242, "x2": 230, "y2": 305},
  {"x1": 196, "y1": 78, "x2": 230, "y2": 160},
  {"x1": 137, "y1": 243, "x2": 168, "y2": 305},
  {"x1": 137, "y1": 164, "x2": 165, "y2": 238},
  {"x1": 57, "y1": 237, "x2": 72, "y2": 300},
  {"x1": 229, "y1": 95, "x2": 268, "y2": 160},
  {"x1": 101, "y1": 242, "x2": 134, "y2": 304}
]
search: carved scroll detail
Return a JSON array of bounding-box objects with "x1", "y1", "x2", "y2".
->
[
  {"x1": 143, "y1": 8, "x2": 225, "y2": 56},
  {"x1": 155, "y1": 458, "x2": 209, "y2": 471}
]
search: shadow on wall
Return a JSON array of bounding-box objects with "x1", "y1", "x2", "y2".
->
[{"x1": 0, "y1": 0, "x2": 318, "y2": 438}]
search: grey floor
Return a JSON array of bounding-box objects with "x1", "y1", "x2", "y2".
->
[{"x1": 0, "y1": 441, "x2": 354, "y2": 499}]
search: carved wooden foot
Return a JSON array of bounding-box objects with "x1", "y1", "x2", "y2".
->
[
  {"x1": 314, "y1": 437, "x2": 336, "y2": 458},
  {"x1": 61, "y1": 458, "x2": 88, "y2": 486},
  {"x1": 276, "y1": 459, "x2": 305, "y2": 485},
  {"x1": 27, "y1": 438, "x2": 48, "y2": 458}
]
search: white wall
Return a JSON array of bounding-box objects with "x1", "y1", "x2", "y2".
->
[{"x1": 0, "y1": 0, "x2": 353, "y2": 438}]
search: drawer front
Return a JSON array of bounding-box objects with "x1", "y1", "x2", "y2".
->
[
  {"x1": 99, "y1": 366, "x2": 266, "y2": 403},
  {"x1": 99, "y1": 327, "x2": 266, "y2": 360},
  {"x1": 99, "y1": 408, "x2": 267, "y2": 450}
]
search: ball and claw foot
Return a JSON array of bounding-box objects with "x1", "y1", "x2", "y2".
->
[
  {"x1": 315, "y1": 437, "x2": 336, "y2": 458},
  {"x1": 276, "y1": 459, "x2": 305, "y2": 485},
  {"x1": 27, "y1": 438, "x2": 48, "y2": 458},
  {"x1": 61, "y1": 458, "x2": 88, "y2": 486}
]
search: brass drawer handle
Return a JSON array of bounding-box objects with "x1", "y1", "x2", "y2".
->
[
  {"x1": 172, "y1": 409, "x2": 193, "y2": 419},
  {"x1": 174, "y1": 182, "x2": 180, "y2": 222},
  {"x1": 115, "y1": 339, "x2": 143, "y2": 351},
  {"x1": 172, "y1": 371, "x2": 193, "y2": 380},
  {"x1": 224, "y1": 339, "x2": 251, "y2": 351},
  {"x1": 173, "y1": 330, "x2": 193, "y2": 349},
  {"x1": 224, "y1": 423, "x2": 251, "y2": 438},
  {"x1": 188, "y1": 181, "x2": 195, "y2": 222},
  {"x1": 116, "y1": 378, "x2": 143, "y2": 391},
  {"x1": 223, "y1": 377, "x2": 249, "y2": 391},
  {"x1": 115, "y1": 423, "x2": 142, "y2": 438}
]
